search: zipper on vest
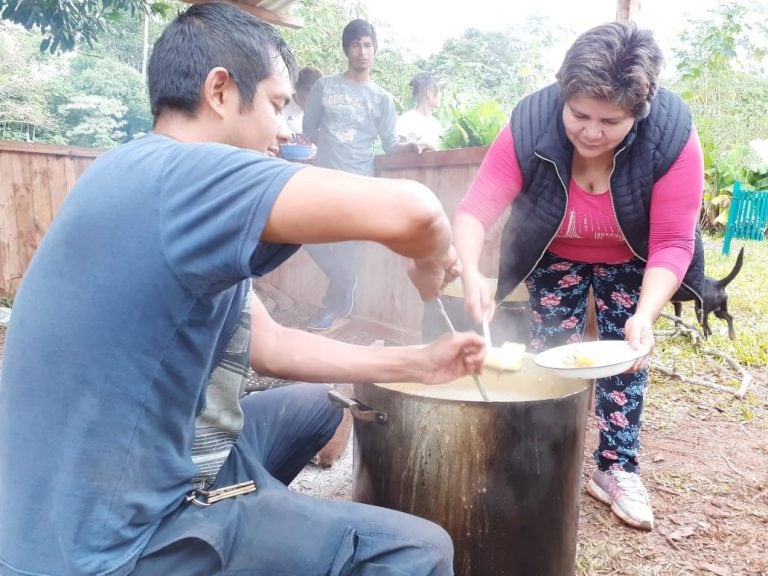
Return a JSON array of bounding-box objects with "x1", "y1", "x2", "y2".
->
[
  {"x1": 607, "y1": 144, "x2": 637, "y2": 259},
  {"x1": 530, "y1": 151, "x2": 569, "y2": 282}
]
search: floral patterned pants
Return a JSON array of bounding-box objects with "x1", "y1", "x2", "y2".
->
[{"x1": 525, "y1": 251, "x2": 647, "y2": 473}]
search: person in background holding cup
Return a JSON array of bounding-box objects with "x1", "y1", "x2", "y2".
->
[
  {"x1": 284, "y1": 65, "x2": 322, "y2": 141},
  {"x1": 452, "y1": 21, "x2": 704, "y2": 531},
  {"x1": 279, "y1": 65, "x2": 321, "y2": 160}
]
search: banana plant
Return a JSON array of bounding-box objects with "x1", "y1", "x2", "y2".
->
[
  {"x1": 702, "y1": 140, "x2": 768, "y2": 231},
  {"x1": 440, "y1": 99, "x2": 507, "y2": 149}
]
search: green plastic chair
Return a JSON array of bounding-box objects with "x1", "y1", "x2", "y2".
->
[{"x1": 722, "y1": 181, "x2": 768, "y2": 255}]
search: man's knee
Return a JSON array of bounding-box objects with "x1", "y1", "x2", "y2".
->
[
  {"x1": 417, "y1": 520, "x2": 454, "y2": 575},
  {"x1": 373, "y1": 514, "x2": 454, "y2": 575},
  {"x1": 132, "y1": 537, "x2": 220, "y2": 576},
  {"x1": 291, "y1": 383, "x2": 343, "y2": 439}
]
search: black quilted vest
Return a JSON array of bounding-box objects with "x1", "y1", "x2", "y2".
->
[{"x1": 496, "y1": 83, "x2": 704, "y2": 307}]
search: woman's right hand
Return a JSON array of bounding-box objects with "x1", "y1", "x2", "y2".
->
[{"x1": 461, "y1": 268, "x2": 495, "y2": 324}]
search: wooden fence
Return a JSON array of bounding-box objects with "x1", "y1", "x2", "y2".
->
[
  {"x1": 0, "y1": 140, "x2": 103, "y2": 295},
  {"x1": 1, "y1": 141, "x2": 504, "y2": 338}
]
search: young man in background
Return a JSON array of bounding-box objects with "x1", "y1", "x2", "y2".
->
[{"x1": 302, "y1": 19, "x2": 419, "y2": 331}]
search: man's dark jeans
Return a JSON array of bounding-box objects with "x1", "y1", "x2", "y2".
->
[{"x1": 131, "y1": 384, "x2": 453, "y2": 576}]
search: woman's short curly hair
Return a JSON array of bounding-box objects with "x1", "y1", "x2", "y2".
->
[{"x1": 556, "y1": 21, "x2": 663, "y2": 120}]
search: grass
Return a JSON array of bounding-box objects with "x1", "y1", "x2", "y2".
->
[{"x1": 650, "y1": 236, "x2": 768, "y2": 423}]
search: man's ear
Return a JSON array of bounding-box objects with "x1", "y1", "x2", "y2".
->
[{"x1": 202, "y1": 67, "x2": 235, "y2": 117}]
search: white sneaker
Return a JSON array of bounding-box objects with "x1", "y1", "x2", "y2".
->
[{"x1": 587, "y1": 469, "x2": 654, "y2": 531}]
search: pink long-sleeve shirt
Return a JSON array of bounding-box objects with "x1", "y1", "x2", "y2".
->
[{"x1": 456, "y1": 124, "x2": 704, "y2": 282}]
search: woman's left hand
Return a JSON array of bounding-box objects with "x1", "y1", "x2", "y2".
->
[{"x1": 624, "y1": 311, "x2": 655, "y2": 372}]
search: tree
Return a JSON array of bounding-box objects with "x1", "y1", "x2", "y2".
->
[
  {"x1": 670, "y1": 0, "x2": 768, "y2": 230},
  {"x1": 421, "y1": 17, "x2": 559, "y2": 113},
  {"x1": 49, "y1": 53, "x2": 152, "y2": 140},
  {"x1": 0, "y1": 16, "x2": 156, "y2": 145},
  {"x1": 0, "y1": 22, "x2": 64, "y2": 140},
  {"x1": 672, "y1": 1, "x2": 768, "y2": 156},
  {"x1": 59, "y1": 94, "x2": 127, "y2": 147},
  {"x1": 56, "y1": 9, "x2": 167, "y2": 139},
  {"x1": 0, "y1": 0, "x2": 172, "y2": 53},
  {"x1": 81, "y1": 7, "x2": 167, "y2": 75}
]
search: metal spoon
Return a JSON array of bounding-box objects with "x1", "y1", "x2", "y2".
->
[
  {"x1": 435, "y1": 297, "x2": 490, "y2": 401},
  {"x1": 482, "y1": 314, "x2": 493, "y2": 350}
]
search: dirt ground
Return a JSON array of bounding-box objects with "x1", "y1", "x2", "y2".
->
[{"x1": 1, "y1": 317, "x2": 766, "y2": 576}]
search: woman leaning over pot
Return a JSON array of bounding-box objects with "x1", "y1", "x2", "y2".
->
[{"x1": 453, "y1": 21, "x2": 704, "y2": 531}]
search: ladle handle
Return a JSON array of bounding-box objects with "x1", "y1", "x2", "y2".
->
[
  {"x1": 482, "y1": 315, "x2": 493, "y2": 349},
  {"x1": 328, "y1": 389, "x2": 387, "y2": 425},
  {"x1": 435, "y1": 297, "x2": 491, "y2": 402}
]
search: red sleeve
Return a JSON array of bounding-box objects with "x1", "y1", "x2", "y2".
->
[
  {"x1": 646, "y1": 127, "x2": 704, "y2": 282},
  {"x1": 455, "y1": 124, "x2": 524, "y2": 230}
]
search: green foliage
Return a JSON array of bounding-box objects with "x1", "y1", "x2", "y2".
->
[
  {"x1": 0, "y1": 10, "x2": 160, "y2": 146},
  {"x1": 420, "y1": 18, "x2": 559, "y2": 113},
  {"x1": 0, "y1": 0, "x2": 173, "y2": 53},
  {"x1": 701, "y1": 143, "x2": 768, "y2": 230},
  {"x1": 674, "y1": 2, "x2": 767, "y2": 82},
  {"x1": 369, "y1": 48, "x2": 419, "y2": 113},
  {"x1": 671, "y1": 0, "x2": 768, "y2": 232},
  {"x1": 0, "y1": 23, "x2": 65, "y2": 140},
  {"x1": 52, "y1": 54, "x2": 152, "y2": 139},
  {"x1": 81, "y1": 8, "x2": 168, "y2": 72},
  {"x1": 440, "y1": 99, "x2": 506, "y2": 149},
  {"x1": 58, "y1": 95, "x2": 127, "y2": 147}
]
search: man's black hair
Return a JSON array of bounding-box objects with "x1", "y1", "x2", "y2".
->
[{"x1": 148, "y1": 2, "x2": 297, "y2": 121}]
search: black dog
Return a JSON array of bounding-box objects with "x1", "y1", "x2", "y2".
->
[{"x1": 671, "y1": 247, "x2": 744, "y2": 340}]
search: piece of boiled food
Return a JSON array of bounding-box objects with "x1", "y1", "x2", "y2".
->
[
  {"x1": 563, "y1": 350, "x2": 598, "y2": 367},
  {"x1": 483, "y1": 341, "x2": 526, "y2": 372}
]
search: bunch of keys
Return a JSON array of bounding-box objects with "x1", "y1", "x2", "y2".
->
[{"x1": 186, "y1": 480, "x2": 256, "y2": 507}]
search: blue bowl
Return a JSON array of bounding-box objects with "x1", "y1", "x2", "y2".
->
[{"x1": 279, "y1": 144, "x2": 314, "y2": 161}]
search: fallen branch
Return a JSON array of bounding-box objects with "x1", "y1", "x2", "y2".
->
[
  {"x1": 654, "y1": 312, "x2": 753, "y2": 398},
  {"x1": 657, "y1": 311, "x2": 703, "y2": 342},
  {"x1": 651, "y1": 364, "x2": 739, "y2": 395},
  {"x1": 664, "y1": 534, "x2": 682, "y2": 551},
  {"x1": 654, "y1": 485, "x2": 681, "y2": 497}
]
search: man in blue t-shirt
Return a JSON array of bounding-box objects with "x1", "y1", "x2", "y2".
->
[{"x1": 0, "y1": 5, "x2": 485, "y2": 576}]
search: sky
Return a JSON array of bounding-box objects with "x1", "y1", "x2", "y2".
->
[{"x1": 364, "y1": 0, "x2": 720, "y2": 63}]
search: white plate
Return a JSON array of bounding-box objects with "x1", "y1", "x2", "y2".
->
[{"x1": 533, "y1": 340, "x2": 650, "y2": 380}]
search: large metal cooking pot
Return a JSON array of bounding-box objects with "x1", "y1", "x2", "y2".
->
[{"x1": 332, "y1": 356, "x2": 589, "y2": 576}]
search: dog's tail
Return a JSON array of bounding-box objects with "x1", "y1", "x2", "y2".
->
[{"x1": 717, "y1": 246, "x2": 745, "y2": 290}]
